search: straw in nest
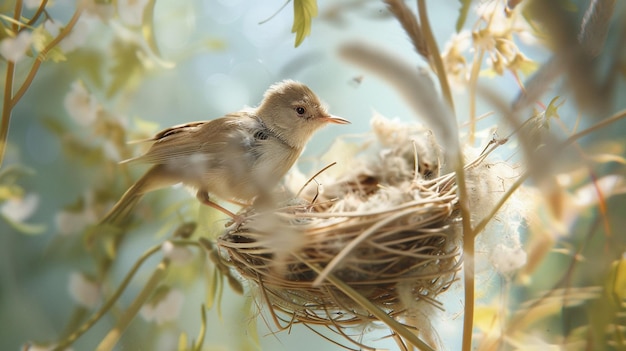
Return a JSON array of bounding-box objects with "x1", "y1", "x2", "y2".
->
[{"x1": 217, "y1": 115, "x2": 476, "y2": 349}]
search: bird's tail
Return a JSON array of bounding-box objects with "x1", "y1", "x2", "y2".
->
[{"x1": 100, "y1": 165, "x2": 173, "y2": 226}]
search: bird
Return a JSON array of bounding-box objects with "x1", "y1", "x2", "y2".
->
[{"x1": 100, "y1": 80, "x2": 350, "y2": 226}]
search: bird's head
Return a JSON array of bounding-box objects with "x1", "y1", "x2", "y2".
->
[{"x1": 256, "y1": 80, "x2": 349, "y2": 149}]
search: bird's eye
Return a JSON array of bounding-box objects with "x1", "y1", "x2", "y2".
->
[{"x1": 295, "y1": 107, "x2": 306, "y2": 115}]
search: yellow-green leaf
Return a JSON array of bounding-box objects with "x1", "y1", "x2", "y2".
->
[
  {"x1": 0, "y1": 164, "x2": 34, "y2": 183},
  {"x1": 0, "y1": 185, "x2": 23, "y2": 201},
  {"x1": 545, "y1": 96, "x2": 564, "y2": 120},
  {"x1": 177, "y1": 332, "x2": 188, "y2": 351},
  {"x1": 292, "y1": 0, "x2": 318, "y2": 47},
  {"x1": 202, "y1": 38, "x2": 227, "y2": 51},
  {"x1": 243, "y1": 297, "x2": 260, "y2": 351},
  {"x1": 1, "y1": 213, "x2": 46, "y2": 235},
  {"x1": 65, "y1": 49, "x2": 106, "y2": 89},
  {"x1": 0, "y1": 186, "x2": 14, "y2": 200},
  {"x1": 0, "y1": 23, "x2": 11, "y2": 41},
  {"x1": 608, "y1": 257, "x2": 626, "y2": 306},
  {"x1": 132, "y1": 116, "x2": 160, "y2": 137},
  {"x1": 456, "y1": 0, "x2": 472, "y2": 32},
  {"x1": 474, "y1": 305, "x2": 500, "y2": 332},
  {"x1": 32, "y1": 25, "x2": 66, "y2": 63},
  {"x1": 142, "y1": 0, "x2": 161, "y2": 57},
  {"x1": 106, "y1": 40, "x2": 145, "y2": 98},
  {"x1": 192, "y1": 306, "x2": 207, "y2": 351},
  {"x1": 205, "y1": 265, "x2": 219, "y2": 309},
  {"x1": 216, "y1": 273, "x2": 224, "y2": 321}
]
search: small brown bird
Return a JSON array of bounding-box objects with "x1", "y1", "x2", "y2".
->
[{"x1": 101, "y1": 80, "x2": 349, "y2": 225}]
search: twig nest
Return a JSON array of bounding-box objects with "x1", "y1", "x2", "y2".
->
[{"x1": 217, "y1": 116, "x2": 465, "y2": 341}]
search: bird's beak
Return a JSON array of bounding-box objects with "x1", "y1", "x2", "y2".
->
[{"x1": 322, "y1": 114, "x2": 351, "y2": 124}]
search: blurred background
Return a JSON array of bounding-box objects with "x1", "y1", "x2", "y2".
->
[{"x1": 2, "y1": 0, "x2": 626, "y2": 350}]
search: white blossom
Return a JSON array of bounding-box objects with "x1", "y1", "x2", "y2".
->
[
  {"x1": 0, "y1": 31, "x2": 33, "y2": 63},
  {"x1": 55, "y1": 192, "x2": 98, "y2": 235},
  {"x1": 161, "y1": 241, "x2": 193, "y2": 265},
  {"x1": 68, "y1": 272, "x2": 101, "y2": 308},
  {"x1": 55, "y1": 209, "x2": 97, "y2": 236},
  {"x1": 102, "y1": 140, "x2": 122, "y2": 162},
  {"x1": 490, "y1": 242, "x2": 528, "y2": 274},
  {"x1": 77, "y1": 0, "x2": 115, "y2": 20},
  {"x1": 44, "y1": 16, "x2": 94, "y2": 53},
  {"x1": 118, "y1": 0, "x2": 150, "y2": 27},
  {"x1": 154, "y1": 331, "x2": 179, "y2": 351},
  {"x1": 1, "y1": 193, "x2": 39, "y2": 223},
  {"x1": 140, "y1": 289, "x2": 184, "y2": 325},
  {"x1": 64, "y1": 80, "x2": 100, "y2": 126}
]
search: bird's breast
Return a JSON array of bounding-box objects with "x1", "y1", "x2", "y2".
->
[
  {"x1": 180, "y1": 128, "x2": 302, "y2": 202},
  {"x1": 251, "y1": 137, "x2": 301, "y2": 180}
]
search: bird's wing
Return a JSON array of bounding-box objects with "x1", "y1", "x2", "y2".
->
[
  {"x1": 125, "y1": 121, "x2": 208, "y2": 145},
  {"x1": 147, "y1": 121, "x2": 208, "y2": 141},
  {"x1": 123, "y1": 113, "x2": 250, "y2": 165}
]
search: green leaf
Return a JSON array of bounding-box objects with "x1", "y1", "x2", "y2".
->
[
  {"x1": 177, "y1": 332, "x2": 188, "y2": 351},
  {"x1": 0, "y1": 22, "x2": 9, "y2": 41},
  {"x1": 1, "y1": 213, "x2": 46, "y2": 235},
  {"x1": 0, "y1": 186, "x2": 16, "y2": 200},
  {"x1": 0, "y1": 164, "x2": 34, "y2": 184},
  {"x1": 216, "y1": 273, "x2": 224, "y2": 321},
  {"x1": 205, "y1": 265, "x2": 219, "y2": 309},
  {"x1": 455, "y1": 0, "x2": 472, "y2": 32},
  {"x1": 243, "y1": 298, "x2": 260, "y2": 351},
  {"x1": 31, "y1": 25, "x2": 67, "y2": 63},
  {"x1": 0, "y1": 185, "x2": 24, "y2": 201},
  {"x1": 132, "y1": 116, "x2": 160, "y2": 137},
  {"x1": 544, "y1": 96, "x2": 564, "y2": 121},
  {"x1": 66, "y1": 49, "x2": 106, "y2": 89},
  {"x1": 106, "y1": 40, "x2": 145, "y2": 98},
  {"x1": 192, "y1": 306, "x2": 207, "y2": 351},
  {"x1": 608, "y1": 257, "x2": 626, "y2": 306},
  {"x1": 292, "y1": 0, "x2": 318, "y2": 47}
]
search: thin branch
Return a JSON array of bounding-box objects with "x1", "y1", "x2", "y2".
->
[
  {"x1": 0, "y1": 0, "x2": 24, "y2": 167},
  {"x1": 472, "y1": 107, "x2": 626, "y2": 238},
  {"x1": 413, "y1": 2, "x2": 472, "y2": 350},
  {"x1": 1, "y1": 64, "x2": 16, "y2": 168},
  {"x1": 416, "y1": 0, "x2": 454, "y2": 113},
  {"x1": 1, "y1": 8, "x2": 82, "y2": 167},
  {"x1": 11, "y1": 9, "x2": 83, "y2": 108},
  {"x1": 12, "y1": 0, "x2": 23, "y2": 31},
  {"x1": 95, "y1": 260, "x2": 170, "y2": 351},
  {"x1": 25, "y1": 0, "x2": 50, "y2": 27},
  {"x1": 53, "y1": 244, "x2": 162, "y2": 351},
  {"x1": 258, "y1": 0, "x2": 291, "y2": 25},
  {"x1": 296, "y1": 161, "x2": 336, "y2": 198}
]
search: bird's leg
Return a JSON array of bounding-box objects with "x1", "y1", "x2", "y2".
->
[
  {"x1": 195, "y1": 190, "x2": 245, "y2": 228},
  {"x1": 225, "y1": 198, "x2": 252, "y2": 207}
]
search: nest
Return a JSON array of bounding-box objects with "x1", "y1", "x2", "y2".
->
[{"x1": 217, "y1": 117, "x2": 465, "y2": 347}]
